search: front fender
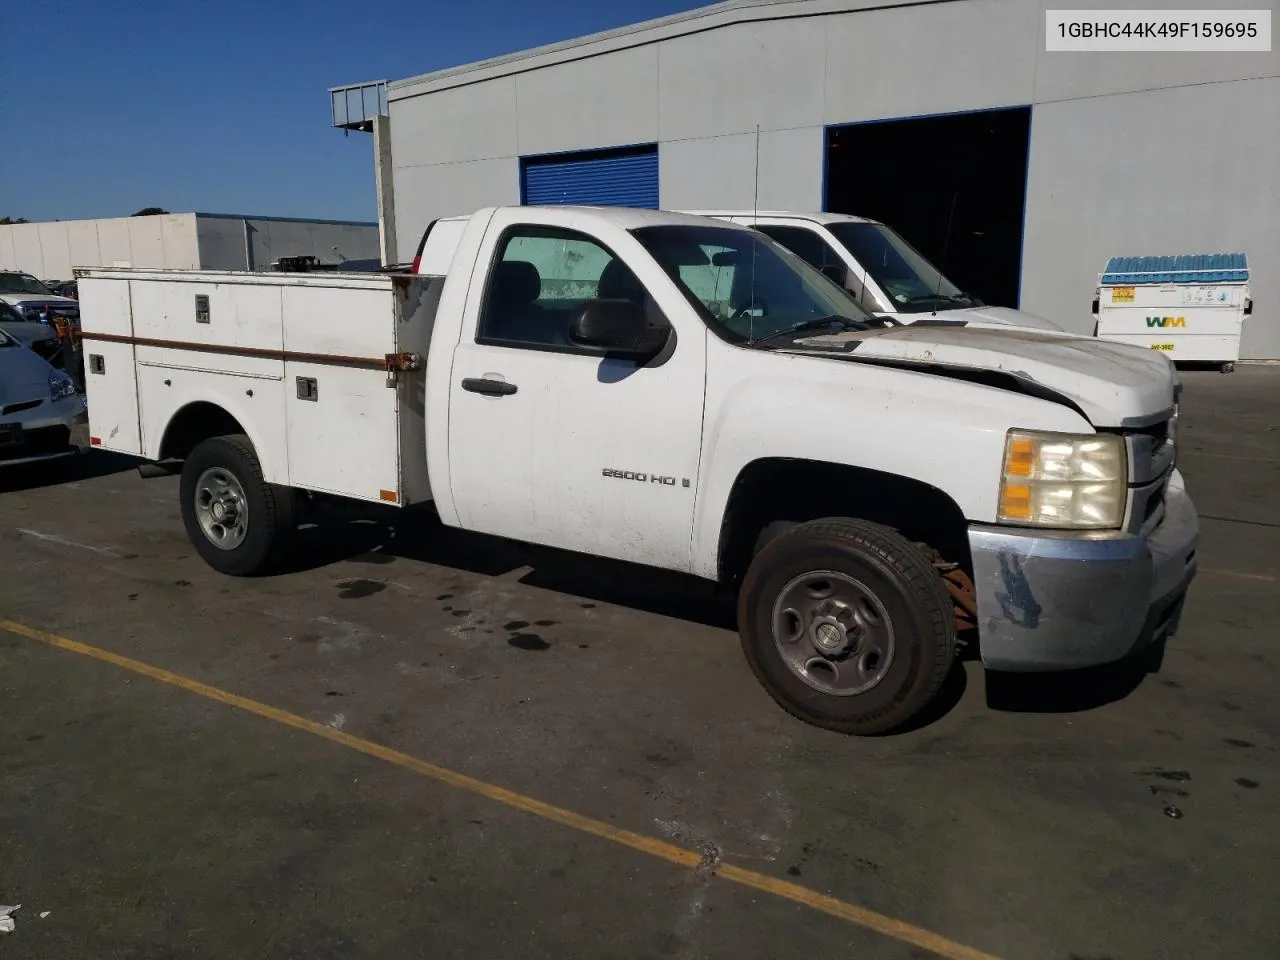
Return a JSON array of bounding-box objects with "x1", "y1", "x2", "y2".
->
[{"x1": 689, "y1": 348, "x2": 1092, "y2": 580}]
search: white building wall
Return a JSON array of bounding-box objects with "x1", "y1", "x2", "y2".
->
[
  {"x1": 659, "y1": 127, "x2": 824, "y2": 211},
  {"x1": 95, "y1": 217, "x2": 138, "y2": 267},
  {"x1": 516, "y1": 46, "x2": 659, "y2": 157},
  {"x1": 0, "y1": 214, "x2": 377, "y2": 277},
  {"x1": 384, "y1": 0, "x2": 1280, "y2": 356},
  {"x1": 392, "y1": 159, "x2": 519, "y2": 263},
  {"x1": 194, "y1": 217, "x2": 380, "y2": 270},
  {"x1": 821, "y1": 1, "x2": 1041, "y2": 122},
  {"x1": 1021, "y1": 76, "x2": 1279, "y2": 357},
  {"x1": 0, "y1": 214, "x2": 200, "y2": 278}
]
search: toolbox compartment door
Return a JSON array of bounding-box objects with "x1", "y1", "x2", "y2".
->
[
  {"x1": 78, "y1": 276, "x2": 142, "y2": 456},
  {"x1": 281, "y1": 277, "x2": 434, "y2": 506}
]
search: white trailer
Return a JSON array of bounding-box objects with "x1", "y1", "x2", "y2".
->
[
  {"x1": 1093, "y1": 254, "x2": 1252, "y2": 370},
  {"x1": 76, "y1": 206, "x2": 1198, "y2": 736}
]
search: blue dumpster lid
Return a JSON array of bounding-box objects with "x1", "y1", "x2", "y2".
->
[{"x1": 1101, "y1": 253, "x2": 1249, "y2": 285}]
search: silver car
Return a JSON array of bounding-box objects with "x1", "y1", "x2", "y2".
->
[
  {"x1": 0, "y1": 326, "x2": 86, "y2": 469},
  {"x1": 0, "y1": 299, "x2": 67, "y2": 370}
]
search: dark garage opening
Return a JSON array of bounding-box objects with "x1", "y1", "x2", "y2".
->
[{"x1": 825, "y1": 106, "x2": 1032, "y2": 309}]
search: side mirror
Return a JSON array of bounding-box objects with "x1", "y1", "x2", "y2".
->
[
  {"x1": 569, "y1": 299, "x2": 669, "y2": 360},
  {"x1": 820, "y1": 262, "x2": 849, "y2": 286}
]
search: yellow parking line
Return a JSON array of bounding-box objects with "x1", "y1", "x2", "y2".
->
[{"x1": 1, "y1": 617, "x2": 999, "y2": 960}]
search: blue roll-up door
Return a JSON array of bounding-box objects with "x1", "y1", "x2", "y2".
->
[{"x1": 521, "y1": 145, "x2": 659, "y2": 208}]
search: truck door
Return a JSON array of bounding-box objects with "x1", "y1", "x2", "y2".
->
[{"x1": 447, "y1": 214, "x2": 706, "y2": 573}]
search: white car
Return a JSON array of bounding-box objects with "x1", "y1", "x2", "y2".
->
[
  {"x1": 0, "y1": 270, "x2": 82, "y2": 330},
  {"x1": 0, "y1": 327, "x2": 85, "y2": 469},
  {"x1": 684, "y1": 211, "x2": 1070, "y2": 333}
]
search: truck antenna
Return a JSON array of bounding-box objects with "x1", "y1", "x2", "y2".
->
[
  {"x1": 752, "y1": 124, "x2": 761, "y2": 220},
  {"x1": 750, "y1": 123, "x2": 760, "y2": 341},
  {"x1": 933, "y1": 190, "x2": 958, "y2": 316}
]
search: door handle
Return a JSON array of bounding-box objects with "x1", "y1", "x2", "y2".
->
[{"x1": 461, "y1": 377, "x2": 517, "y2": 396}]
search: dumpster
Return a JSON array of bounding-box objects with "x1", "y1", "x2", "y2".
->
[{"x1": 1093, "y1": 253, "x2": 1252, "y2": 371}]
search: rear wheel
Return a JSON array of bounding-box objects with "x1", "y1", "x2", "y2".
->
[
  {"x1": 179, "y1": 434, "x2": 295, "y2": 576},
  {"x1": 738, "y1": 517, "x2": 955, "y2": 735}
]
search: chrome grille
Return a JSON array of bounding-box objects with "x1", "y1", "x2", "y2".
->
[
  {"x1": 1118, "y1": 415, "x2": 1175, "y2": 535},
  {"x1": 21, "y1": 301, "x2": 79, "y2": 320},
  {"x1": 1125, "y1": 429, "x2": 1175, "y2": 486}
]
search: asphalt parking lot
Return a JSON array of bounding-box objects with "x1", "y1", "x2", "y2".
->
[{"x1": 2, "y1": 366, "x2": 1277, "y2": 960}]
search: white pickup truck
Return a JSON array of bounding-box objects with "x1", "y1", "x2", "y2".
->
[{"x1": 76, "y1": 205, "x2": 1198, "y2": 735}]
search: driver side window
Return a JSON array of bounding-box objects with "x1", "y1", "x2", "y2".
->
[
  {"x1": 673, "y1": 245, "x2": 738, "y2": 321},
  {"x1": 477, "y1": 226, "x2": 649, "y2": 351}
]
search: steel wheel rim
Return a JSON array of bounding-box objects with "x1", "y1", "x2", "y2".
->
[
  {"x1": 770, "y1": 569, "x2": 896, "y2": 696},
  {"x1": 193, "y1": 467, "x2": 249, "y2": 551}
]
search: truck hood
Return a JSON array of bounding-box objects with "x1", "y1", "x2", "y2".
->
[
  {"x1": 789, "y1": 324, "x2": 1176, "y2": 428},
  {"x1": 884, "y1": 305, "x2": 1066, "y2": 332}
]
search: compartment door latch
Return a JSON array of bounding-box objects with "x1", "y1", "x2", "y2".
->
[{"x1": 384, "y1": 352, "x2": 422, "y2": 387}]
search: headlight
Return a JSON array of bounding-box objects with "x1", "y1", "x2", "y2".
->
[
  {"x1": 49, "y1": 370, "x2": 76, "y2": 402},
  {"x1": 997, "y1": 429, "x2": 1127, "y2": 529}
]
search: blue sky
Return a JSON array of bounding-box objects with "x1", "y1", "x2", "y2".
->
[{"x1": 1, "y1": 0, "x2": 701, "y2": 223}]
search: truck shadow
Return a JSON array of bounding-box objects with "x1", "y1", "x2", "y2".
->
[
  {"x1": 282, "y1": 501, "x2": 737, "y2": 630},
  {"x1": 0, "y1": 449, "x2": 138, "y2": 494},
  {"x1": 983, "y1": 636, "x2": 1168, "y2": 714},
  {"x1": 280, "y1": 500, "x2": 1168, "y2": 727}
]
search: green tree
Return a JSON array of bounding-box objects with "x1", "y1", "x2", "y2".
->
[
  {"x1": 132, "y1": 207, "x2": 169, "y2": 216},
  {"x1": 0, "y1": 216, "x2": 30, "y2": 225}
]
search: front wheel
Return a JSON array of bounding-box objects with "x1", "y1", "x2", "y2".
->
[
  {"x1": 738, "y1": 517, "x2": 956, "y2": 735},
  {"x1": 179, "y1": 434, "x2": 295, "y2": 576}
]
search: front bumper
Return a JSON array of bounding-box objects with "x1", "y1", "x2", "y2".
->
[
  {"x1": 0, "y1": 395, "x2": 86, "y2": 468},
  {"x1": 968, "y1": 469, "x2": 1199, "y2": 671}
]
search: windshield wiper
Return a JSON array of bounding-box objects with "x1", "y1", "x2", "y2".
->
[
  {"x1": 750, "y1": 316, "x2": 868, "y2": 347},
  {"x1": 904, "y1": 291, "x2": 980, "y2": 307}
]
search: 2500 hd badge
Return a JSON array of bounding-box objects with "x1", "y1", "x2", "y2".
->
[{"x1": 602, "y1": 468, "x2": 684, "y2": 487}]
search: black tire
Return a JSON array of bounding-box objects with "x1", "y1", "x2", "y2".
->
[
  {"x1": 737, "y1": 517, "x2": 956, "y2": 735},
  {"x1": 179, "y1": 434, "x2": 295, "y2": 576}
]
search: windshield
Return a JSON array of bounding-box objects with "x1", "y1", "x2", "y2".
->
[
  {"x1": 0, "y1": 272, "x2": 55, "y2": 296},
  {"x1": 630, "y1": 224, "x2": 875, "y2": 343},
  {"x1": 826, "y1": 222, "x2": 976, "y2": 313}
]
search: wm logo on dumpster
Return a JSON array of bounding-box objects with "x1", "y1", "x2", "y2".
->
[{"x1": 1146, "y1": 316, "x2": 1186, "y2": 328}]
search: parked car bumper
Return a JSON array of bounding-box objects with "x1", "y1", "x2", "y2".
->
[
  {"x1": 0, "y1": 394, "x2": 87, "y2": 468},
  {"x1": 968, "y1": 469, "x2": 1199, "y2": 671}
]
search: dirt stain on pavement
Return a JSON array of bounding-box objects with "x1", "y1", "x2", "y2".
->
[
  {"x1": 508, "y1": 633, "x2": 550, "y2": 651},
  {"x1": 336, "y1": 579, "x2": 386, "y2": 600}
]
